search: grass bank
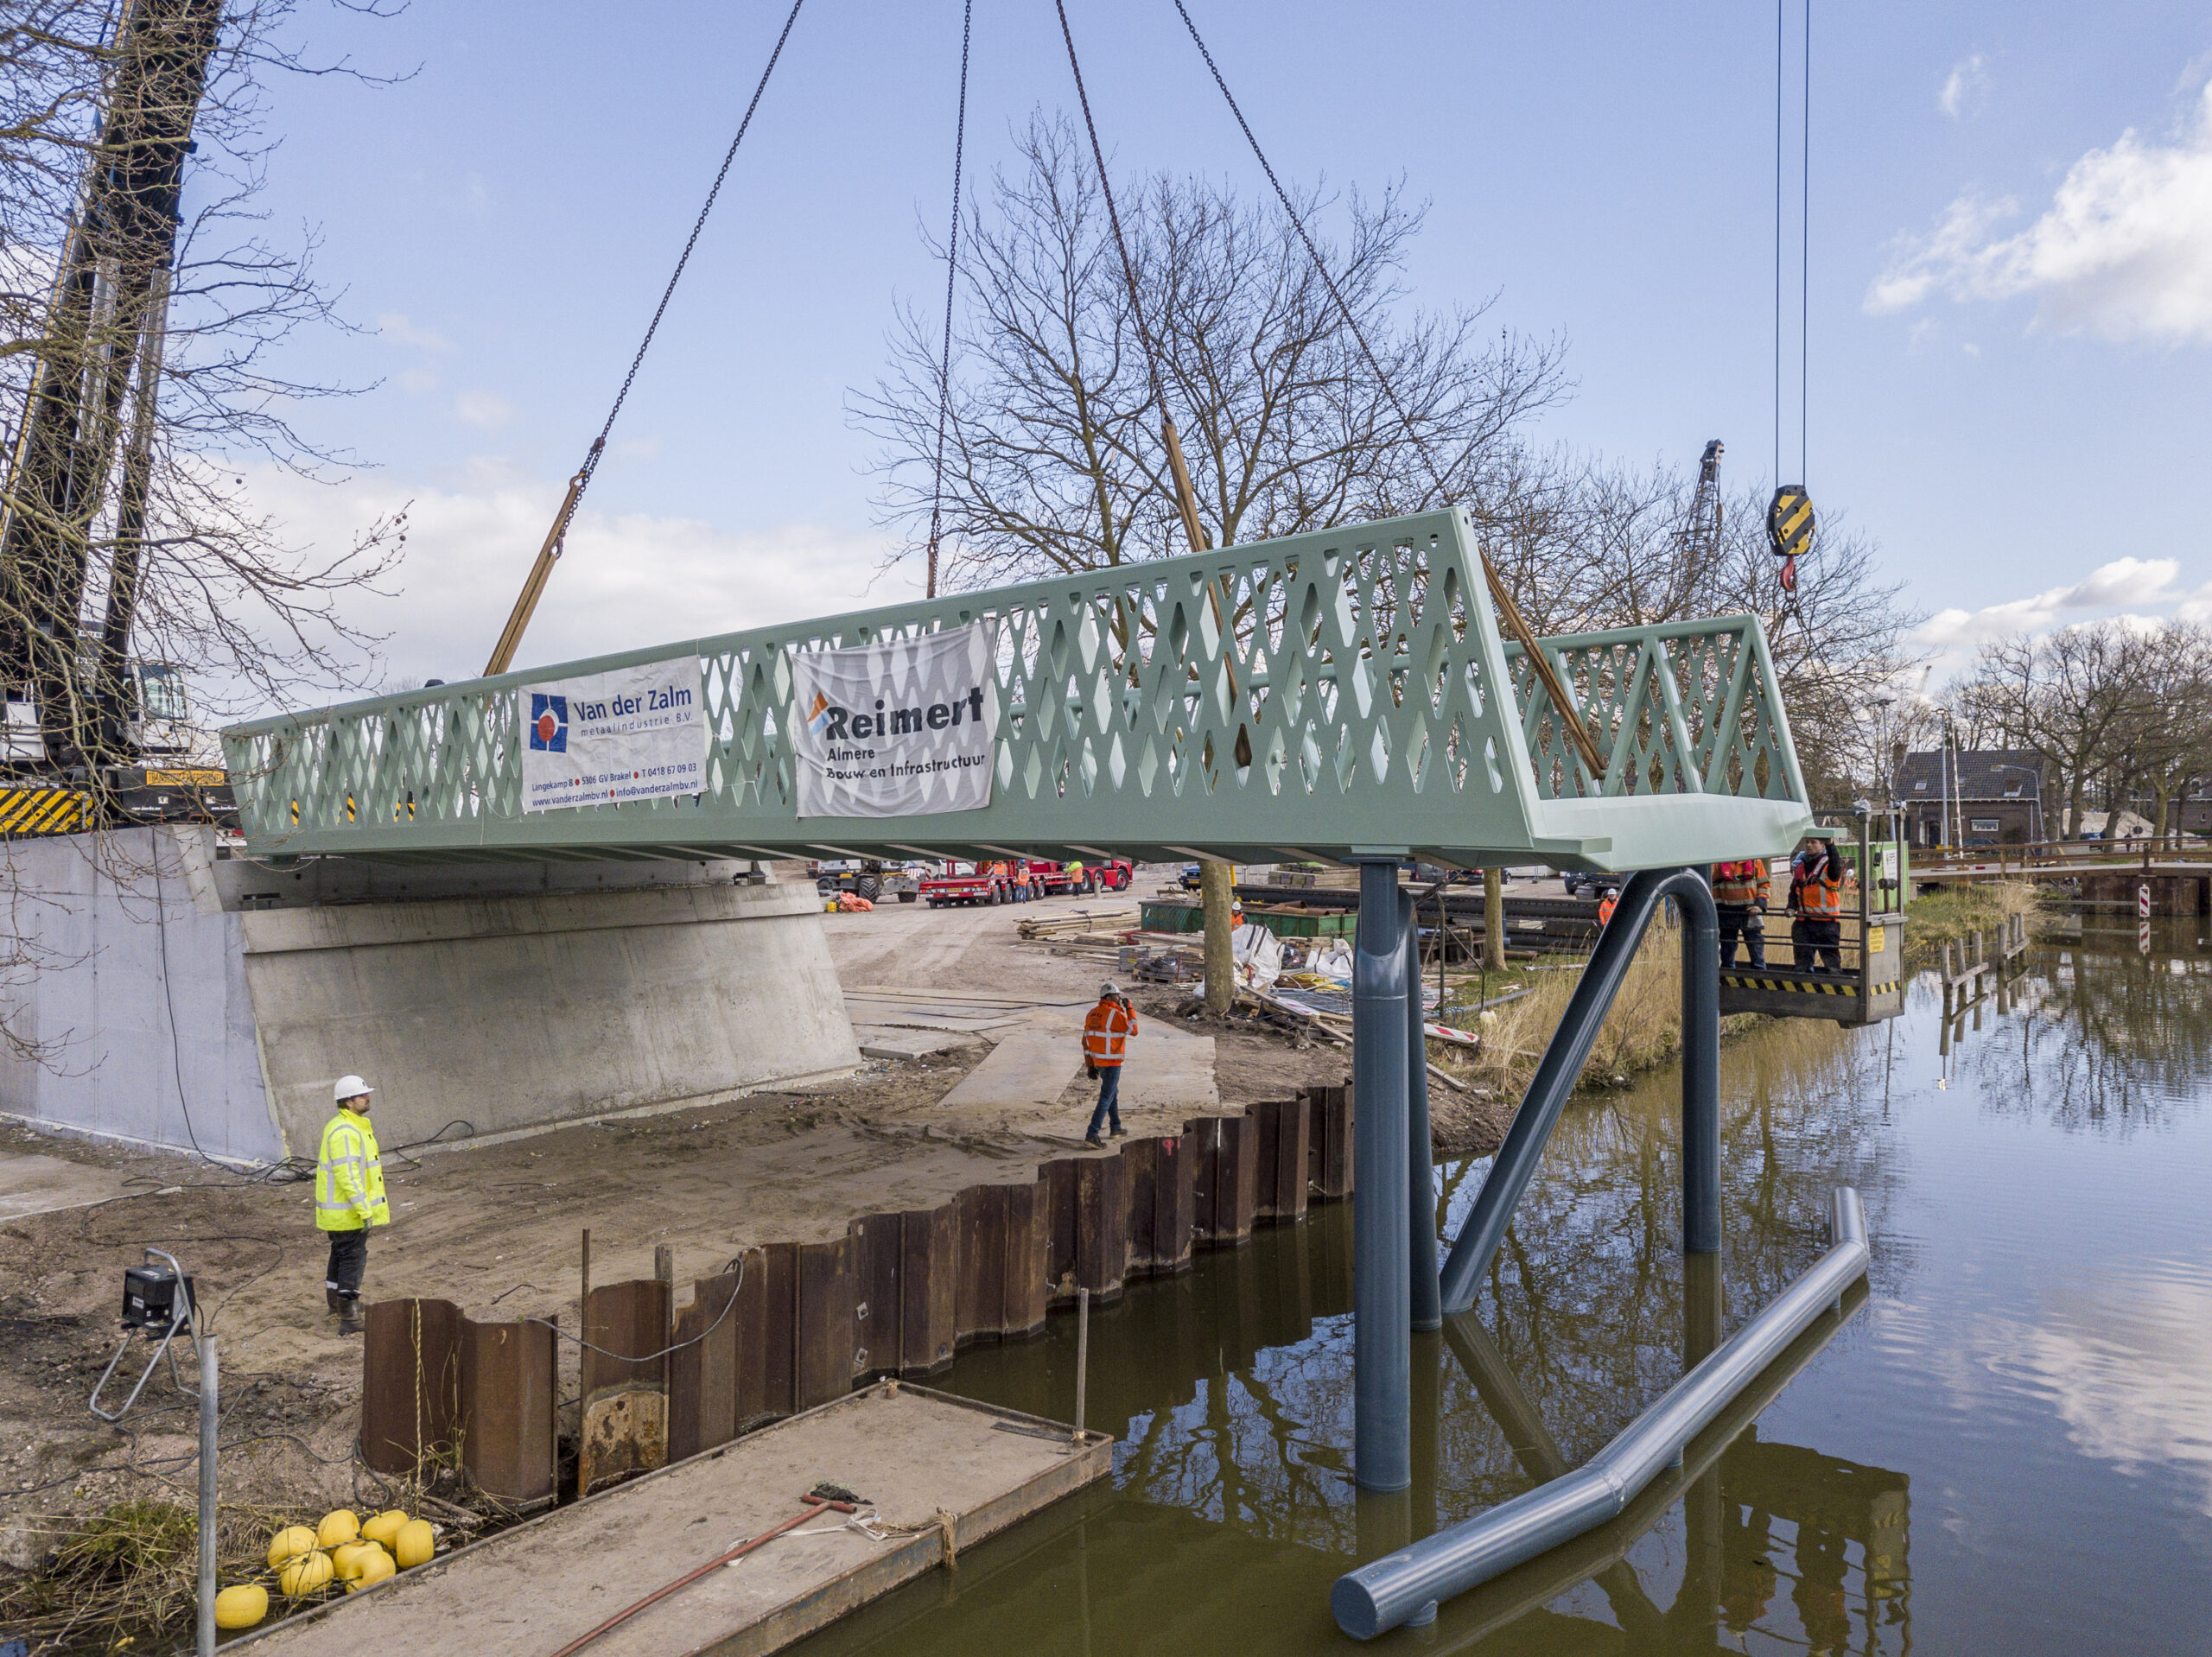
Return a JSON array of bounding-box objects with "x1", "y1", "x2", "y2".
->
[
  {"x1": 1433, "y1": 922, "x2": 1764, "y2": 1101},
  {"x1": 1904, "y1": 878, "x2": 2050, "y2": 963}
]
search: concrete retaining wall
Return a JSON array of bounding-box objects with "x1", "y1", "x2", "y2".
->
[{"x1": 2, "y1": 828, "x2": 859, "y2": 1163}]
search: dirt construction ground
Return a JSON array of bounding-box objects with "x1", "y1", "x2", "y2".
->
[{"x1": 0, "y1": 879, "x2": 1509, "y2": 1552}]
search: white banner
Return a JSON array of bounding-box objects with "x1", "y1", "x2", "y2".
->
[
  {"x1": 519, "y1": 660, "x2": 709, "y2": 814},
  {"x1": 791, "y1": 622, "x2": 997, "y2": 818}
]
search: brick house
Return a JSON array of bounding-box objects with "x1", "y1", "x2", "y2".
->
[{"x1": 1895, "y1": 750, "x2": 2044, "y2": 848}]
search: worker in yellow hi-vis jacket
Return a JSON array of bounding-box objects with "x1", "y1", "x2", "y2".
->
[{"x1": 315, "y1": 1075, "x2": 387, "y2": 1336}]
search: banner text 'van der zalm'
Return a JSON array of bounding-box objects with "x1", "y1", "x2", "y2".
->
[
  {"x1": 519, "y1": 660, "x2": 708, "y2": 813},
  {"x1": 791, "y1": 622, "x2": 996, "y2": 818}
]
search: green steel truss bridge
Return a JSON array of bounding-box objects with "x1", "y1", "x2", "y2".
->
[{"x1": 222, "y1": 509, "x2": 1812, "y2": 869}]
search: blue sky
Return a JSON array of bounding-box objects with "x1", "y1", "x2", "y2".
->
[{"x1": 232, "y1": 1, "x2": 2212, "y2": 688}]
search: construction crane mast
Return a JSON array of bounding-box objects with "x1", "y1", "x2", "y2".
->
[
  {"x1": 1685, "y1": 439, "x2": 1725, "y2": 567},
  {"x1": 0, "y1": 0, "x2": 225, "y2": 785}
]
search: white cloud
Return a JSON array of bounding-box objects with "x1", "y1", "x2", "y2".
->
[
  {"x1": 244, "y1": 459, "x2": 917, "y2": 695},
  {"x1": 1974, "y1": 1265, "x2": 2212, "y2": 1515},
  {"x1": 453, "y1": 391, "x2": 516, "y2": 431},
  {"x1": 1940, "y1": 54, "x2": 1988, "y2": 121},
  {"x1": 1869, "y1": 79, "x2": 2212, "y2": 343},
  {"x1": 1908, "y1": 556, "x2": 2179, "y2": 657},
  {"x1": 2176, "y1": 581, "x2": 2212, "y2": 624},
  {"x1": 397, "y1": 368, "x2": 438, "y2": 395},
  {"x1": 376, "y1": 311, "x2": 453, "y2": 352}
]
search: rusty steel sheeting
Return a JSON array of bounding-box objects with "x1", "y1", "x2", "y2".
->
[
  {"x1": 1251, "y1": 1097, "x2": 1313, "y2": 1223},
  {"x1": 850, "y1": 1214, "x2": 903, "y2": 1382},
  {"x1": 577, "y1": 1279, "x2": 671, "y2": 1496},
  {"x1": 795, "y1": 1236, "x2": 859, "y2": 1411},
  {"x1": 1307, "y1": 1084, "x2": 1354, "y2": 1201},
  {"x1": 728, "y1": 1247, "x2": 774, "y2": 1429},
  {"x1": 667, "y1": 1271, "x2": 741, "y2": 1463},
  {"x1": 1072, "y1": 1155, "x2": 1129, "y2": 1302},
  {"x1": 1003, "y1": 1178, "x2": 1049, "y2": 1339},
  {"x1": 897, "y1": 1207, "x2": 957, "y2": 1377},
  {"x1": 1043, "y1": 1159, "x2": 1080, "y2": 1300},
  {"x1": 459, "y1": 1316, "x2": 557, "y2": 1502},
  {"x1": 360, "y1": 1298, "x2": 464, "y2": 1476},
  {"x1": 953, "y1": 1184, "x2": 1008, "y2": 1345}
]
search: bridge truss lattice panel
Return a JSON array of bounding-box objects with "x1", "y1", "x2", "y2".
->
[{"x1": 222, "y1": 510, "x2": 1812, "y2": 869}]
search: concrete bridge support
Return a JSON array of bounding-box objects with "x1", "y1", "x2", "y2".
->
[{"x1": 1, "y1": 828, "x2": 859, "y2": 1162}]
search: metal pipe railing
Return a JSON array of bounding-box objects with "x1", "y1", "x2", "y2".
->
[{"x1": 1332, "y1": 1186, "x2": 1870, "y2": 1639}]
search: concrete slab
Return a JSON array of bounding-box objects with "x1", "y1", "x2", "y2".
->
[
  {"x1": 853, "y1": 1028, "x2": 980, "y2": 1062},
  {"x1": 1119, "y1": 1034, "x2": 1220, "y2": 1113},
  {"x1": 236, "y1": 1384, "x2": 1109, "y2": 1657},
  {"x1": 0, "y1": 1152, "x2": 137, "y2": 1220},
  {"x1": 935, "y1": 1030, "x2": 1084, "y2": 1109}
]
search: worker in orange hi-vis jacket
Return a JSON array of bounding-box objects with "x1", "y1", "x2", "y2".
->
[{"x1": 1080, "y1": 981, "x2": 1138, "y2": 1146}]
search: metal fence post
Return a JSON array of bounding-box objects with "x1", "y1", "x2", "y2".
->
[
  {"x1": 1402, "y1": 889, "x2": 1440, "y2": 1333},
  {"x1": 1353, "y1": 857, "x2": 1411, "y2": 1491},
  {"x1": 1677, "y1": 873, "x2": 1720, "y2": 1256},
  {"x1": 197, "y1": 1332, "x2": 217, "y2": 1657}
]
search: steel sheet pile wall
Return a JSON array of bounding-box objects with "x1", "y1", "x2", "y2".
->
[{"x1": 361, "y1": 1091, "x2": 1346, "y2": 1501}]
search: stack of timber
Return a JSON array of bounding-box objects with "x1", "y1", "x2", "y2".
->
[{"x1": 359, "y1": 1089, "x2": 1355, "y2": 1504}]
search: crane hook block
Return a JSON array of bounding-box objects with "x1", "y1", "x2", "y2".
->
[{"x1": 1766, "y1": 485, "x2": 1815, "y2": 564}]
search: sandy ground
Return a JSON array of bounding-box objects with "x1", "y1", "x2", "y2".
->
[{"x1": 1, "y1": 878, "x2": 1459, "y2": 1541}]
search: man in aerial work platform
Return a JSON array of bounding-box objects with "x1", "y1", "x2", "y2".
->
[
  {"x1": 1789, "y1": 837, "x2": 1846, "y2": 974},
  {"x1": 316, "y1": 1075, "x2": 388, "y2": 1335},
  {"x1": 1712, "y1": 857, "x2": 1770, "y2": 969},
  {"x1": 1081, "y1": 982, "x2": 1137, "y2": 1146}
]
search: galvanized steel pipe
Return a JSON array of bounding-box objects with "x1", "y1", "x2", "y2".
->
[
  {"x1": 1404, "y1": 889, "x2": 1441, "y2": 1332},
  {"x1": 1333, "y1": 1187, "x2": 1870, "y2": 1638},
  {"x1": 1439, "y1": 867, "x2": 1719, "y2": 1316},
  {"x1": 1352, "y1": 858, "x2": 1411, "y2": 1490}
]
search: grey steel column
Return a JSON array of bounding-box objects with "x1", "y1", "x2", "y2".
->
[
  {"x1": 1677, "y1": 870, "x2": 1721, "y2": 1255},
  {"x1": 1403, "y1": 890, "x2": 1440, "y2": 1332},
  {"x1": 1353, "y1": 857, "x2": 1410, "y2": 1491}
]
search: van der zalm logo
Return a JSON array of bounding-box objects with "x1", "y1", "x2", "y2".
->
[{"x1": 528, "y1": 693, "x2": 568, "y2": 753}]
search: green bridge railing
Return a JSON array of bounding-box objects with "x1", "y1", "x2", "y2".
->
[{"x1": 221, "y1": 508, "x2": 1812, "y2": 868}]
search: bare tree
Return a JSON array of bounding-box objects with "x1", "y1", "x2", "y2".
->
[
  {"x1": 1957, "y1": 621, "x2": 2152, "y2": 839},
  {"x1": 0, "y1": 0, "x2": 403, "y2": 1072},
  {"x1": 1479, "y1": 448, "x2": 1918, "y2": 803},
  {"x1": 0, "y1": 0, "x2": 407, "y2": 769},
  {"x1": 856, "y1": 112, "x2": 1567, "y2": 587}
]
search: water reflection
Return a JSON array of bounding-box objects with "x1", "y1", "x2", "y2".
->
[{"x1": 802, "y1": 916, "x2": 2212, "y2": 1657}]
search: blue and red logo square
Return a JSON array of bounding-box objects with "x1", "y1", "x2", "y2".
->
[{"x1": 529, "y1": 694, "x2": 568, "y2": 752}]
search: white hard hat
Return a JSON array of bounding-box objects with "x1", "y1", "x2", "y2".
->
[
  {"x1": 1099, "y1": 981, "x2": 1122, "y2": 998},
  {"x1": 334, "y1": 1074, "x2": 374, "y2": 1103}
]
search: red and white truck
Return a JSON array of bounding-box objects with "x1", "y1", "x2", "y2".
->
[{"x1": 918, "y1": 857, "x2": 1134, "y2": 907}]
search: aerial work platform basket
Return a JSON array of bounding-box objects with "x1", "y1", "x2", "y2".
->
[{"x1": 221, "y1": 509, "x2": 1813, "y2": 872}]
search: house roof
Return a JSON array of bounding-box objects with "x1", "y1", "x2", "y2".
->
[{"x1": 1897, "y1": 749, "x2": 2043, "y2": 803}]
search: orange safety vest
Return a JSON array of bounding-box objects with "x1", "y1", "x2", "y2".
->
[
  {"x1": 1596, "y1": 891, "x2": 1618, "y2": 926},
  {"x1": 1711, "y1": 860, "x2": 1766, "y2": 907},
  {"x1": 1796, "y1": 856, "x2": 1845, "y2": 917},
  {"x1": 1082, "y1": 999, "x2": 1138, "y2": 1068}
]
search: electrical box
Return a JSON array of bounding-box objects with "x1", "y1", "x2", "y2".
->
[{"x1": 121, "y1": 1263, "x2": 194, "y2": 1331}]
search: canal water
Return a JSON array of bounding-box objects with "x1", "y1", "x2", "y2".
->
[{"x1": 804, "y1": 917, "x2": 2212, "y2": 1656}]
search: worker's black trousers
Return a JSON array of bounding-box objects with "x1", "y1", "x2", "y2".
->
[
  {"x1": 1716, "y1": 907, "x2": 1765, "y2": 970},
  {"x1": 326, "y1": 1228, "x2": 368, "y2": 1302},
  {"x1": 1792, "y1": 917, "x2": 1843, "y2": 975}
]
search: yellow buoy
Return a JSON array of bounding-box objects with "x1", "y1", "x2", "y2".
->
[
  {"x1": 278, "y1": 1549, "x2": 335, "y2": 1597},
  {"x1": 347, "y1": 1545, "x2": 397, "y2": 1591},
  {"x1": 360, "y1": 1509, "x2": 409, "y2": 1548},
  {"x1": 214, "y1": 1583, "x2": 269, "y2": 1628},
  {"x1": 393, "y1": 1518, "x2": 436, "y2": 1569},
  {"x1": 331, "y1": 1541, "x2": 372, "y2": 1581},
  {"x1": 266, "y1": 1525, "x2": 319, "y2": 1570},
  {"x1": 315, "y1": 1508, "x2": 360, "y2": 1549}
]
